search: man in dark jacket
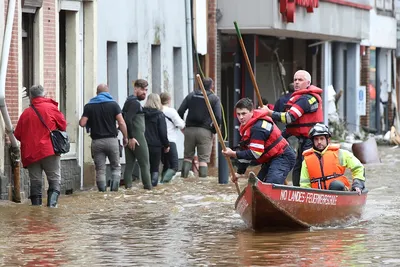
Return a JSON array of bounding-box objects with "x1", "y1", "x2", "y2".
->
[
  {"x1": 273, "y1": 83, "x2": 294, "y2": 112},
  {"x1": 79, "y1": 84, "x2": 128, "y2": 192},
  {"x1": 122, "y1": 79, "x2": 152, "y2": 190},
  {"x1": 178, "y1": 77, "x2": 221, "y2": 178},
  {"x1": 15, "y1": 85, "x2": 67, "y2": 207}
]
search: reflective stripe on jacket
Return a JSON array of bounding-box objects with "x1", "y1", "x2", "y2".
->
[
  {"x1": 239, "y1": 110, "x2": 288, "y2": 164},
  {"x1": 285, "y1": 86, "x2": 323, "y2": 137}
]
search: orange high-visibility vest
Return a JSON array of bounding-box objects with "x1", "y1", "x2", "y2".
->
[{"x1": 303, "y1": 145, "x2": 351, "y2": 190}]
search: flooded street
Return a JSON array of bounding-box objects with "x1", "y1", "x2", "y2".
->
[{"x1": 1, "y1": 146, "x2": 400, "y2": 266}]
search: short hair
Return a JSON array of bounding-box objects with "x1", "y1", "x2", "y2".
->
[
  {"x1": 235, "y1": 98, "x2": 254, "y2": 111},
  {"x1": 160, "y1": 92, "x2": 171, "y2": 105},
  {"x1": 202, "y1": 77, "x2": 213, "y2": 91},
  {"x1": 134, "y1": 79, "x2": 149, "y2": 89},
  {"x1": 144, "y1": 93, "x2": 162, "y2": 110},
  {"x1": 29, "y1": 85, "x2": 45, "y2": 98},
  {"x1": 294, "y1": 70, "x2": 311, "y2": 83}
]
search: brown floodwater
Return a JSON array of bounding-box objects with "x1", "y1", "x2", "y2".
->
[{"x1": 0, "y1": 146, "x2": 399, "y2": 266}]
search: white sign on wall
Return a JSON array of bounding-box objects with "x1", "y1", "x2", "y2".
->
[{"x1": 358, "y1": 86, "x2": 366, "y2": 116}]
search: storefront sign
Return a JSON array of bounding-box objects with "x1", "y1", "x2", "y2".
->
[
  {"x1": 280, "y1": 0, "x2": 319, "y2": 23},
  {"x1": 358, "y1": 86, "x2": 366, "y2": 116}
]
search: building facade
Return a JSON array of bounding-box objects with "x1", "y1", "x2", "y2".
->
[
  {"x1": 211, "y1": 0, "x2": 397, "y2": 146},
  {"x1": 0, "y1": 0, "x2": 193, "y2": 200}
]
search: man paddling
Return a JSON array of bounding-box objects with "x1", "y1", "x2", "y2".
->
[
  {"x1": 300, "y1": 123, "x2": 365, "y2": 194},
  {"x1": 222, "y1": 98, "x2": 295, "y2": 184}
]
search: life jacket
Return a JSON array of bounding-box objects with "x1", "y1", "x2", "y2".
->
[
  {"x1": 303, "y1": 144, "x2": 351, "y2": 190},
  {"x1": 285, "y1": 86, "x2": 323, "y2": 137},
  {"x1": 239, "y1": 109, "x2": 288, "y2": 164}
]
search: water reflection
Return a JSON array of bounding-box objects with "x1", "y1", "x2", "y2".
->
[
  {"x1": 2, "y1": 207, "x2": 68, "y2": 266},
  {"x1": 236, "y1": 228, "x2": 368, "y2": 267}
]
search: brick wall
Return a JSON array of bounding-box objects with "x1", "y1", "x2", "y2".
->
[
  {"x1": 4, "y1": 0, "x2": 19, "y2": 127},
  {"x1": 360, "y1": 46, "x2": 370, "y2": 128},
  {"x1": 207, "y1": 0, "x2": 217, "y2": 86},
  {"x1": 43, "y1": 0, "x2": 57, "y2": 98},
  {"x1": 208, "y1": 0, "x2": 217, "y2": 167}
]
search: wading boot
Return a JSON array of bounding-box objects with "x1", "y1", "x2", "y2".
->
[
  {"x1": 97, "y1": 181, "x2": 107, "y2": 192},
  {"x1": 162, "y1": 169, "x2": 176, "y2": 183},
  {"x1": 199, "y1": 166, "x2": 208, "y2": 178},
  {"x1": 181, "y1": 161, "x2": 192, "y2": 178},
  {"x1": 151, "y1": 172, "x2": 159, "y2": 187},
  {"x1": 110, "y1": 180, "x2": 120, "y2": 192},
  {"x1": 30, "y1": 195, "x2": 42, "y2": 206},
  {"x1": 47, "y1": 190, "x2": 60, "y2": 208}
]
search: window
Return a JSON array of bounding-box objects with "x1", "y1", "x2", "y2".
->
[
  {"x1": 173, "y1": 47, "x2": 183, "y2": 109},
  {"x1": 107, "y1": 41, "x2": 118, "y2": 97},
  {"x1": 22, "y1": 13, "x2": 35, "y2": 100},
  {"x1": 151, "y1": 44, "x2": 161, "y2": 93},
  {"x1": 127, "y1": 42, "x2": 138, "y2": 96}
]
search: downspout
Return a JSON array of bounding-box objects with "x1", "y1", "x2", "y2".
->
[
  {"x1": 0, "y1": 0, "x2": 21, "y2": 203},
  {"x1": 185, "y1": 0, "x2": 194, "y2": 92}
]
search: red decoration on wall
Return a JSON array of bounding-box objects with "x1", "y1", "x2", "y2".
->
[{"x1": 280, "y1": 0, "x2": 319, "y2": 23}]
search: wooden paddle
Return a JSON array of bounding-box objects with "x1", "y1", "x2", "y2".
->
[
  {"x1": 196, "y1": 74, "x2": 241, "y2": 195},
  {"x1": 234, "y1": 21, "x2": 289, "y2": 185},
  {"x1": 234, "y1": 21, "x2": 263, "y2": 108}
]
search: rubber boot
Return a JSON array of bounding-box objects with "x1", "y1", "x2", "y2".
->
[
  {"x1": 30, "y1": 195, "x2": 42, "y2": 206},
  {"x1": 47, "y1": 190, "x2": 60, "y2": 208},
  {"x1": 110, "y1": 180, "x2": 120, "y2": 192},
  {"x1": 97, "y1": 181, "x2": 106, "y2": 192},
  {"x1": 160, "y1": 169, "x2": 167, "y2": 183},
  {"x1": 151, "y1": 172, "x2": 159, "y2": 187},
  {"x1": 162, "y1": 169, "x2": 176, "y2": 183},
  {"x1": 181, "y1": 161, "x2": 192, "y2": 178},
  {"x1": 199, "y1": 166, "x2": 208, "y2": 178}
]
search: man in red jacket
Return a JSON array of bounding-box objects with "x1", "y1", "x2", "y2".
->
[
  {"x1": 14, "y1": 85, "x2": 67, "y2": 207},
  {"x1": 222, "y1": 98, "x2": 295, "y2": 184},
  {"x1": 262, "y1": 70, "x2": 323, "y2": 187}
]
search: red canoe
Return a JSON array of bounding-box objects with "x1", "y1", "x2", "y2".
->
[{"x1": 235, "y1": 172, "x2": 368, "y2": 230}]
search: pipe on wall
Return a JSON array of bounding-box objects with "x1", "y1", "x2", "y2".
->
[
  {"x1": 0, "y1": 0, "x2": 21, "y2": 203},
  {"x1": 0, "y1": 0, "x2": 18, "y2": 149},
  {"x1": 185, "y1": 0, "x2": 194, "y2": 92}
]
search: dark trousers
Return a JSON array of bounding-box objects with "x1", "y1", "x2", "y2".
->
[
  {"x1": 162, "y1": 142, "x2": 178, "y2": 172},
  {"x1": 148, "y1": 145, "x2": 162, "y2": 173},
  {"x1": 292, "y1": 137, "x2": 313, "y2": 186},
  {"x1": 123, "y1": 135, "x2": 151, "y2": 189},
  {"x1": 257, "y1": 146, "x2": 296, "y2": 184}
]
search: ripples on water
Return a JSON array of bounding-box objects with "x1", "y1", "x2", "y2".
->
[{"x1": 0, "y1": 147, "x2": 400, "y2": 266}]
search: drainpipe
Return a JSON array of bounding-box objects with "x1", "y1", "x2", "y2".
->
[
  {"x1": 0, "y1": 0, "x2": 21, "y2": 203},
  {"x1": 185, "y1": 0, "x2": 194, "y2": 92}
]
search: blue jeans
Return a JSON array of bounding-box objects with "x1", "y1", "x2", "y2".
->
[{"x1": 257, "y1": 146, "x2": 296, "y2": 184}]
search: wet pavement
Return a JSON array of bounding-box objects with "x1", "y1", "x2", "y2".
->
[{"x1": 0, "y1": 146, "x2": 399, "y2": 266}]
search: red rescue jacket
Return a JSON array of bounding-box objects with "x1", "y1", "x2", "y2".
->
[
  {"x1": 239, "y1": 110, "x2": 288, "y2": 164},
  {"x1": 285, "y1": 86, "x2": 323, "y2": 137}
]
